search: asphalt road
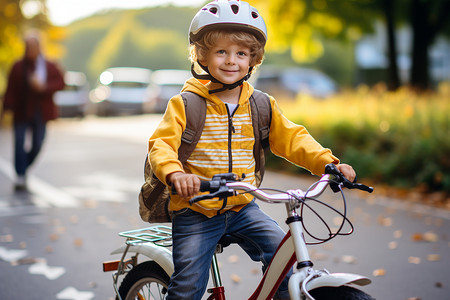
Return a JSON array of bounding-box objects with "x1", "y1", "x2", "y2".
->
[{"x1": 0, "y1": 115, "x2": 449, "y2": 300}]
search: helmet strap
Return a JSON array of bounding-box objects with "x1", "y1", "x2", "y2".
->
[{"x1": 191, "y1": 62, "x2": 253, "y2": 94}]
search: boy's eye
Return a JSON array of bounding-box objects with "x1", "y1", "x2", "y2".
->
[
  {"x1": 217, "y1": 50, "x2": 226, "y2": 54},
  {"x1": 237, "y1": 51, "x2": 248, "y2": 56}
]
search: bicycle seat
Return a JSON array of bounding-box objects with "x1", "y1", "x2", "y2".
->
[{"x1": 216, "y1": 234, "x2": 244, "y2": 253}]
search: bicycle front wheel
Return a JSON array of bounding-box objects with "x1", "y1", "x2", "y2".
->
[
  {"x1": 118, "y1": 261, "x2": 170, "y2": 300},
  {"x1": 308, "y1": 285, "x2": 375, "y2": 300}
]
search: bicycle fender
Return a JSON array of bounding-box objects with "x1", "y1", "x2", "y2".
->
[
  {"x1": 288, "y1": 272, "x2": 371, "y2": 300},
  {"x1": 110, "y1": 244, "x2": 174, "y2": 276},
  {"x1": 305, "y1": 272, "x2": 371, "y2": 291}
]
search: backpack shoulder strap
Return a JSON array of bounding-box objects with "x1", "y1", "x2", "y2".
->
[
  {"x1": 249, "y1": 89, "x2": 272, "y2": 185},
  {"x1": 250, "y1": 89, "x2": 272, "y2": 149},
  {"x1": 178, "y1": 91, "x2": 206, "y2": 163}
]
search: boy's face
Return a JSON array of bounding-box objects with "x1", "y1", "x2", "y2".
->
[{"x1": 201, "y1": 36, "x2": 251, "y2": 85}]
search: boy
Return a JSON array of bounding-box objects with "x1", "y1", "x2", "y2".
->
[{"x1": 148, "y1": 1, "x2": 355, "y2": 299}]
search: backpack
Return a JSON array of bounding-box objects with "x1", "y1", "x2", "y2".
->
[{"x1": 138, "y1": 90, "x2": 272, "y2": 223}]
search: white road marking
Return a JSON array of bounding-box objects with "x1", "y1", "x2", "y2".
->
[
  {"x1": 0, "y1": 156, "x2": 78, "y2": 208},
  {"x1": 0, "y1": 246, "x2": 28, "y2": 262},
  {"x1": 56, "y1": 287, "x2": 95, "y2": 300},
  {"x1": 28, "y1": 261, "x2": 66, "y2": 280}
]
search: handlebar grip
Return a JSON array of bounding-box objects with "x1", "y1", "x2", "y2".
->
[{"x1": 200, "y1": 180, "x2": 211, "y2": 192}]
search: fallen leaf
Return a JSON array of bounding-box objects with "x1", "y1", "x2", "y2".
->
[
  {"x1": 0, "y1": 234, "x2": 13, "y2": 242},
  {"x1": 70, "y1": 215, "x2": 79, "y2": 224},
  {"x1": 372, "y1": 269, "x2": 386, "y2": 276},
  {"x1": 45, "y1": 246, "x2": 53, "y2": 253},
  {"x1": 230, "y1": 274, "x2": 241, "y2": 283},
  {"x1": 435, "y1": 282, "x2": 443, "y2": 288},
  {"x1": 341, "y1": 255, "x2": 357, "y2": 264},
  {"x1": 411, "y1": 233, "x2": 423, "y2": 242},
  {"x1": 227, "y1": 255, "x2": 239, "y2": 263},
  {"x1": 19, "y1": 241, "x2": 27, "y2": 249},
  {"x1": 49, "y1": 234, "x2": 60, "y2": 241},
  {"x1": 407, "y1": 298, "x2": 421, "y2": 300},
  {"x1": 408, "y1": 256, "x2": 421, "y2": 264},
  {"x1": 393, "y1": 230, "x2": 402, "y2": 239},
  {"x1": 426, "y1": 254, "x2": 440, "y2": 262},
  {"x1": 73, "y1": 238, "x2": 83, "y2": 248},
  {"x1": 388, "y1": 241, "x2": 398, "y2": 250},
  {"x1": 250, "y1": 268, "x2": 259, "y2": 275},
  {"x1": 377, "y1": 216, "x2": 393, "y2": 227},
  {"x1": 423, "y1": 231, "x2": 438, "y2": 242}
]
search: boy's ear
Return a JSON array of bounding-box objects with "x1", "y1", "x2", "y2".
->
[{"x1": 198, "y1": 59, "x2": 208, "y2": 67}]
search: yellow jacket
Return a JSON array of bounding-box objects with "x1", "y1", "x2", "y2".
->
[{"x1": 148, "y1": 78, "x2": 339, "y2": 217}]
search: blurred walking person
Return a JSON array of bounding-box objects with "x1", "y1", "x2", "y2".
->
[{"x1": 2, "y1": 30, "x2": 65, "y2": 190}]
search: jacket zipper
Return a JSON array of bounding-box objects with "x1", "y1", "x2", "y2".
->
[{"x1": 225, "y1": 104, "x2": 238, "y2": 172}]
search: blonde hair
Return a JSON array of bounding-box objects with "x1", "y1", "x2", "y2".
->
[{"x1": 189, "y1": 29, "x2": 265, "y2": 71}]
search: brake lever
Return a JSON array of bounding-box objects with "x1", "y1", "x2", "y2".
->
[{"x1": 325, "y1": 163, "x2": 373, "y2": 193}]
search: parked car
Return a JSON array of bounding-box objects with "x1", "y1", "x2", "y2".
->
[
  {"x1": 147, "y1": 69, "x2": 191, "y2": 113},
  {"x1": 54, "y1": 71, "x2": 90, "y2": 118},
  {"x1": 254, "y1": 66, "x2": 337, "y2": 99},
  {"x1": 90, "y1": 67, "x2": 152, "y2": 116}
]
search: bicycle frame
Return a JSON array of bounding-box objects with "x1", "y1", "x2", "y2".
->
[
  {"x1": 104, "y1": 171, "x2": 373, "y2": 300},
  {"x1": 206, "y1": 177, "x2": 371, "y2": 300}
]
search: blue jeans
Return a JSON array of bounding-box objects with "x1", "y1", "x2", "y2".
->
[
  {"x1": 167, "y1": 201, "x2": 290, "y2": 300},
  {"x1": 13, "y1": 113, "x2": 46, "y2": 176}
]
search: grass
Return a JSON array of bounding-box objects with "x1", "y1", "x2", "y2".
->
[{"x1": 271, "y1": 82, "x2": 450, "y2": 196}]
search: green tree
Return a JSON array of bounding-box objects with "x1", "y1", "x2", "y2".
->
[
  {"x1": 0, "y1": 0, "x2": 26, "y2": 91},
  {"x1": 0, "y1": 0, "x2": 65, "y2": 93},
  {"x1": 250, "y1": 0, "x2": 450, "y2": 91}
]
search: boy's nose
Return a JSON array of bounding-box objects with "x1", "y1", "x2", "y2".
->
[{"x1": 226, "y1": 55, "x2": 236, "y2": 65}]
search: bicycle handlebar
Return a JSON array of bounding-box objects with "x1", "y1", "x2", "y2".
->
[{"x1": 187, "y1": 164, "x2": 373, "y2": 205}]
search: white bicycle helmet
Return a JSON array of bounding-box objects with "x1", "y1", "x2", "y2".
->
[{"x1": 189, "y1": 0, "x2": 267, "y2": 45}]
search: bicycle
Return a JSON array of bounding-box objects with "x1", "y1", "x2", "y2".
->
[{"x1": 103, "y1": 163, "x2": 375, "y2": 300}]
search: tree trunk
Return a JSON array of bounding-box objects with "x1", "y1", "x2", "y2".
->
[
  {"x1": 383, "y1": 0, "x2": 401, "y2": 91},
  {"x1": 410, "y1": 0, "x2": 430, "y2": 91}
]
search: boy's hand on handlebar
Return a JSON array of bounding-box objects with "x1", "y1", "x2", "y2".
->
[
  {"x1": 336, "y1": 164, "x2": 356, "y2": 183},
  {"x1": 168, "y1": 172, "x2": 201, "y2": 198}
]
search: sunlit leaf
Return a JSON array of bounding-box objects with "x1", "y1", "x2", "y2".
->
[
  {"x1": 372, "y1": 269, "x2": 386, "y2": 276},
  {"x1": 423, "y1": 231, "x2": 439, "y2": 242},
  {"x1": 426, "y1": 254, "x2": 440, "y2": 262},
  {"x1": 230, "y1": 274, "x2": 241, "y2": 283},
  {"x1": 377, "y1": 216, "x2": 393, "y2": 227},
  {"x1": 70, "y1": 215, "x2": 79, "y2": 224},
  {"x1": 408, "y1": 256, "x2": 421, "y2": 264},
  {"x1": 393, "y1": 230, "x2": 402, "y2": 239},
  {"x1": 49, "y1": 234, "x2": 59, "y2": 241},
  {"x1": 340, "y1": 255, "x2": 357, "y2": 264},
  {"x1": 0, "y1": 235, "x2": 13, "y2": 243},
  {"x1": 227, "y1": 255, "x2": 239, "y2": 264},
  {"x1": 73, "y1": 238, "x2": 83, "y2": 248},
  {"x1": 388, "y1": 241, "x2": 398, "y2": 250}
]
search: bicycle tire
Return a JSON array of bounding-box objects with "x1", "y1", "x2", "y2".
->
[
  {"x1": 117, "y1": 260, "x2": 170, "y2": 300},
  {"x1": 308, "y1": 285, "x2": 375, "y2": 300}
]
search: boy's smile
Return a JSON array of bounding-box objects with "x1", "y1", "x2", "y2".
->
[{"x1": 202, "y1": 37, "x2": 252, "y2": 88}]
